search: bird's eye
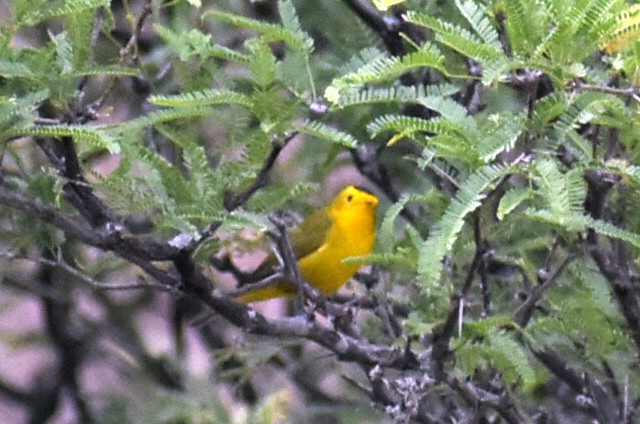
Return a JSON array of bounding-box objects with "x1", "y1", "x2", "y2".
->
[{"x1": 347, "y1": 194, "x2": 353, "y2": 202}]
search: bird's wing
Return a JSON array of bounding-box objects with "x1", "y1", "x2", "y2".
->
[
  {"x1": 289, "y1": 207, "x2": 331, "y2": 259},
  {"x1": 249, "y1": 207, "x2": 331, "y2": 280}
]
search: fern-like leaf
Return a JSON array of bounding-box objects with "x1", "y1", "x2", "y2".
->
[
  {"x1": 379, "y1": 194, "x2": 423, "y2": 253},
  {"x1": 486, "y1": 330, "x2": 536, "y2": 389},
  {"x1": 154, "y1": 25, "x2": 250, "y2": 63},
  {"x1": 497, "y1": 187, "x2": 532, "y2": 220},
  {"x1": 338, "y1": 47, "x2": 387, "y2": 76},
  {"x1": 456, "y1": 324, "x2": 536, "y2": 389},
  {"x1": 125, "y1": 141, "x2": 192, "y2": 205},
  {"x1": 66, "y1": 8, "x2": 93, "y2": 69},
  {"x1": 476, "y1": 113, "x2": 525, "y2": 162},
  {"x1": 532, "y1": 92, "x2": 566, "y2": 129},
  {"x1": 0, "y1": 61, "x2": 34, "y2": 79},
  {"x1": 418, "y1": 164, "x2": 512, "y2": 287},
  {"x1": 277, "y1": 0, "x2": 314, "y2": 52},
  {"x1": 203, "y1": 6, "x2": 312, "y2": 53},
  {"x1": 540, "y1": 0, "x2": 624, "y2": 62},
  {"x1": 150, "y1": 89, "x2": 253, "y2": 109},
  {"x1": 68, "y1": 66, "x2": 141, "y2": 78},
  {"x1": 17, "y1": 0, "x2": 109, "y2": 27},
  {"x1": 327, "y1": 43, "x2": 447, "y2": 98},
  {"x1": 553, "y1": 92, "x2": 624, "y2": 160},
  {"x1": 351, "y1": 252, "x2": 416, "y2": 270},
  {"x1": 604, "y1": 160, "x2": 640, "y2": 184},
  {"x1": 367, "y1": 114, "x2": 466, "y2": 140},
  {"x1": 333, "y1": 84, "x2": 461, "y2": 110},
  {"x1": 115, "y1": 107, "x2": 217, "y2": 133},
  {"x1": 528, "y1": 209, "x2": 640, "y2": 248},
  {"x1": 8, "y1": 124, "x2": 119, "y2": 153},
  {"x1": 0, "y1": 90, "x2": 50, "y2": 131},
  {"x1": 600, "y1": 3, "x2": 640, "y2": 53},
  {"x1": 405, "y1": 10, "x2": 506, "y2": 78},
  {"x1": 295, "y1": 120, "x2": 358, "y2": 148},
  {"x1": 533, "y1": 159, "x2": 586, "y2": 218},
  {"x1": 572, "y1": 265, "x2": 620, "y2": 319},
  {"x1": 455, "y1": 0, "x2": 501, "y2": 50},
  {"x1": 498, "y1": 0, "x2": 547, "y2": 57},
  {"x1": 246, "y1": 182, "x2": 319, "y2": 213}
]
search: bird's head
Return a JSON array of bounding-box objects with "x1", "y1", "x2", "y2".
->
[{"x1": 330, "y1": 185, "x2": 378, "y2": 215}]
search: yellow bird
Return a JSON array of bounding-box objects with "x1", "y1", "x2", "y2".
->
[{"x1": 237, "y1": 185, "x2": 379, "y2": 302}]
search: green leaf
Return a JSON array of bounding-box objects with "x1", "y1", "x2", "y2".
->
[
  {"x1": 51, "y1": 31, "x2": 73, "y2": 74},
  {"x1": 367, "y1": 115, "x2": 467, "y2": 141},
  {"x1": 115, "y1": 107, "x2": 217, "y2": 133},
  {"x1": 379, "y1": 194, "x2": 423, "y2": 252},
  {"x1": 455, "y1": 0, "x2": 501, "y2": 50},
  {"x1": 418, "y1": 164, "x2": 511, "y2": 287},
  {"x1": 459, "y1": 315, "x2": 516, "y2": 338},
  {"x1": 66, "y1": 9, "x2": 94, "y2": 68},
  {"x1": 8, "y1": 124, "x2": 120, "y2": 153},
  {"x1": 424, "y1": 96, "x2": 471, "y2": 123},
  {"x1": 349, "y1": 252, "x2": 416, "y2": 271},
  {"x1": 601, "y1": 4, "x2": 640, "y2": 54},
  {"x1": 154, "y1": 25, "x2": 250, "y2": 63},
  {"x1": 18, "y1": 0, "x2": 109, "y2": 27},
  {"x1": 0, "y1": 90, "x2": 50, "y2": 131},
  {"x1": 476, "y1": 113, "x2": 525, "y2": 162},
  {"x1": 497, "y1": 187, "x2": 531, "y2": 220},
  {"x1": 532, "y1": 92, "x2": 566, "y2": 128},
  {"x1": 68, "y1": 66, "x2": 141, "y2": 78},
  {"x1": 277, "y1": 0, "x2": 314, "y2": 52},
  {"x1": 572, "y1": 265, "x2": 620, "y2": 320},
  {"x1": 498, "y1": 0, "x2": 549, "y2": 58},
  {"x1": 246, "y1": 182, "x2": 319, "y2": 213},
  {"x1": 553, "y1": 92, "x2": 624, "y2": 160},
  {"x1": 246, "y1": 39, "x2": 278, "y2": 87},
  {"x1": 125, "y1": 142, "x2": 192, "y2": 205},
  {"x1": 150, "y1": 89, "x2": 253, "y2": 109},
  {"x1": 327, "y1": 42, "x2": 447, "y2": 98},
  {"x1": 532, "y1": 158, "x2": 586, "y2": 218},
  {"x1": 0, "y1": 61, "x2": 34, "y2": 79},
  {"x1": 295, "y1": 120, "x2": 358, "y2": 148},
  {"x1": 332, "y1": 84, "x2": 461, "y2": 110},
  {"x1": 405, "y1": 10, "x2": 507, "y2": 81},
  {"x1": 486, "y1": 330, "x2": 536, "y2": 389},
  {"x1": 203, "y1": 6, "x2": 312, "y2": 53}
]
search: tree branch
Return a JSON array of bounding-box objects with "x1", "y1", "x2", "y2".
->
[
  {"x1": 583, "y1": 169, "x2": 640, "y2": 354},
  {"x1": 512, "y1": 252, "x2": 578, "y2": 327},
  {"x1": 341, "y1": 0, "x2": 406, "y2": 56},
  {"x1": 0, "y1": 184, "x2": 181, "y2": 258}
]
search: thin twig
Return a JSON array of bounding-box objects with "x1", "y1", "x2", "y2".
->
[
  {"x1": 267, "y1": 215, "x2": 310, "y2": 311},
  {"x1": 228, "y1": 272, "x2": 285, "y2": 297},
  {"x1": 224, "y1": 133, "x2": 296, "y2": 211},
  {"x1": 430, "y1": 212, "x2": 486, "y2": 379},
  {"x1": 191, "y1": 133, "x2": 296, "y2": 253},
  {"x1": 0, "y1": 251, "x2": 174, "y2": 292},
  {"x1": 512, "y1": 253, "x2": 578, "y2": 327},
  {"x1": 341, "y1": 0, "x2": 406, "y2": 56},
  {"x1": 573, "y1": 80, "x2": 640, "y2": 104},
  {"x1": 350, "y1": 145, "x2": 422, "y2": 228},
  {"x1": 583, "y1": 169, "x2": 640, "y2": 354},
  {"x1": 120, "y1": 0, "x2": 153, "y2": 65},
  {"x1": 447, "y1": 375, "x2": 530, "y2": 424}
]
